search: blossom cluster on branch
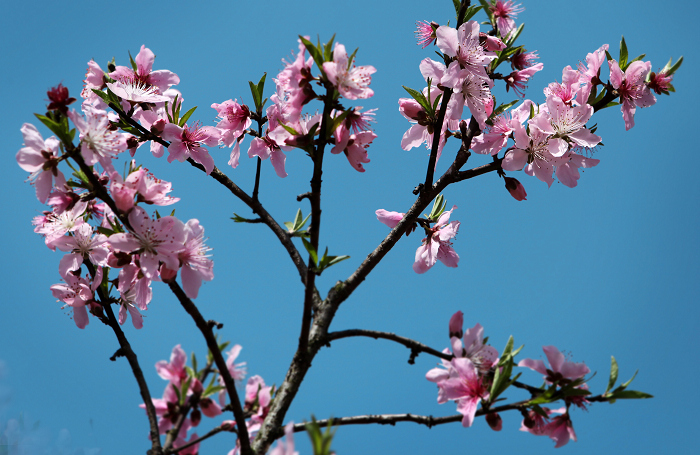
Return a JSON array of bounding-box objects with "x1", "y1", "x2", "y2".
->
[{"x1": 15, "y1": 0, "x2": 680, "y2": 454}]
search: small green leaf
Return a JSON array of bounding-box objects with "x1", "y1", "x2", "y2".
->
[
  {"x1": 666, "y1": 56, "x2": 684, "y2": 76},
  {"x1": 347, "y1": 47, "x2": 358, "y2": 71},
  {"x1": 619, "y1": 369, "x2": 639, "y2": 389},
  {"x1": 627, "y1": 53, "x2": 646, "y2": 66},
  {"x1": 463, "y1": 5, "x2": 483, "y2": 22},
  {"x1": 284, "y1": 221, "x2": 294, "y2": 231},
  {"x1": 506, "y1": 23, "x2": 525, "y2": 45},
  {"x1": 300, "y1": 36, "x2": 326, "y2": 76},
  {"x1": 178, "y1": 106, "x2": 197, "y2": 127},
  {"x1": 609, "y1": 390, "x2": 653, "y2": 400},
  {"x1": 191, "y1": 353, "x2": 198, "y2": 375},
  {"x1": 249, "y1": 81, "x2": 262, "y2": 112},
  {"x1": 606, "y1": 356, "x2": 619, "y2": 394},
  {"x1": 302, "y1": 238, "x2": 318, "y2": 265},
  {"x1": 619, "y1": 36, "x2": 628, "y2": 70},
  {"x1": 479, "y1": 0, "x2": 494, "y2": 24},
  {"x1": 605, "y1": 50, "x2": 614, "y2": 62},
  {"x1": 279, "y1": 122, "x2": 300, "y2": 136},
  {"x1": 128, "y1": 51, "x2": 138, "y2": 72}
]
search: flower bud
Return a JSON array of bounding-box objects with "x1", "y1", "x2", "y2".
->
[
  {"x1": 160, "y1": 264, "x2": 178, "y2": 283},
  {"x1": 449, "y1": 311, "x2": 463, "y2": 339},
  {"x1": 486, "y1": 412, "x2": 503, "y2": 431},
  {"x1": 504, "y1": 177, "x2": 527, "y2": 201}
]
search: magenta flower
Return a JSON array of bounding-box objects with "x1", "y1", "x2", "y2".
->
[
  {"x1": 518, "y1": 345, "x2": 590, "y2": 384},
  {"x1": 609, "y1": 59, "x2": 656, "y2": 130},
  {"x1": 211, "y1": 99, "x2": 252, "y2": 147},
  {"x1": 162, "y1": 122, "x2": 221, "y2": 175},
  {"x1": 511, "y1": 49, "x2": 539, "y2": 71},
  {"x1": 413, "y1": 206, "x2": 460, "y2": 274},
  {"x1": 322, "y1": 43, "x2": 376, "y2": 100},
  {"x1": 544, "y1": 411, "x2": 577, "y2": 448},
  {"x1": 16, "y1": 123, "x2": 66, "y2": 203},
  {"x1": 490, "y1": 0, "x2": 524, "y2": 39},
  {"x1": 415, "y1": 21, "x2": 437, "y2": 48},
  {"x1": 437, "y1": 358, "x2": 490, "y2": 427},
  {"x1": 504, "y1": 63, "x2": 544, "y2": 98},
  {"x1": 648, "y1": 70, "x2": 674, "y2": 95}
]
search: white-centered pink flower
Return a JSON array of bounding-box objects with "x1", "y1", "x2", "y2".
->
[
  {"x1": 109, "y1": 45, "x2": 180, "y2": 95},
  {"x1": 436, "y1": 21, "x2": 493, "y2": 81},
  {"x1": 518, "y1": 345, "x2": 590, "y2": 383},
  {"x1": 16, "y1": 123, "x2": 66, "y2": 203},
  {"x1": 53, "y1": 223, "x2": 109, "y2": 278},
  {"x1": 530, "y1": 97, "x2": 601, "y2": 150},
  {"x1": 38, "y1": 200, "x2": 88, "y2": 249},
  {"x1": 437, "y1": 357, "x2": 490, "y2": 427},
  {"x1": 69, "y1": 107, "x2": 128, "y2": 173},
  {"x1": 177, "y1": 219, "x2": 214, "y2": 299},
  {"x1": 471, "y1": 99, "x2": 533, "y2": 155},
  {"x1": 211, "y1": 99, "x2": 252, "y2": 147},
  {"x1": 106, "y1": 79, "x2": 171, "y2": 104},
  {"x1": 50, "y1": 273, "x2": 94, "y2": 329}
]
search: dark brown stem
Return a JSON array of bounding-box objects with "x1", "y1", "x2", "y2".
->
[
  {"x1": 165, "y1": 426, "x2": 231, "y2": 455},
  {"x1": 325, "y1": 329, "x2": 452, "y2": 363},
  {"x1": 167, "y1": 281, "x2": 252, "y2": 455}
]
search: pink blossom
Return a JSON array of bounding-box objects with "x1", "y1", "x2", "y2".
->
[
  {"x1": 331, "y1": 128, "x2": 375, "y2": 172},
  {"x1": 178, "y1": 219, "x2": 214, "y2": 299},
  {"x1": 108, "y1": 206, "x2": 186, "y2": 279},
  {"x1": 648, "y1": 70, "x2": 674, "y2": 95},
  {"x1": 544, "y1": 411, "x2": 577, "y2": 448},
  {"x1": 155, "y1": 344, "x2": 188, "y2": 387},
  {"x1": 69, "y1": 107, "x2": 128, "y2": 173},
  {"x1": 530, "y1": 96, "x2": 601, "y2": 151},
  {"x1": 449, "y1": 311, "x2": 464, "y2": 338},
  {"x1": 53, "y1": 223, "x2": 109, "y2": 278},
  {"x1": 470, "y1": 99, "x2": 533, "y2": 155},
  {"x1": 50, "y1": 273, "x2": 93, "y2": 329},
  {"x1": 248, "y1": 135, "x2": 288, "y2": 178},
  {"x1": 322, "y1": 43, "x2": 376, "y2": 100},
  {"x1": 451, "y1": 323, "x2": 499, "y2": 374},
  {"x1": 162, "y1": 122, "x2": 221, "y2": 175},
  {"x1": 505, "y1": 63, "x2": 544, "y2": 98},
  {"x1": 543, "y1": 65, "x2": 581, "y2": 106},
  {"x1": 109, "y1": 45, "x2": 180, "y2": 95},
  {"x1": 490, "y1": 0, "x2": 524, "y2": 39},
  {"x1": 436, "y1": 21, "x2": 493, "y2": 84},
  {"x1": 609, "y1": 59, "x2": 656, "y2": 130},
  {"x1": 415, "y1": 21, "x2": 437, "y2": 48},
  {"x1": 106, "y1": 79, "x2": 171, "y2": 104},
  {"x1": 117, "y1": 260, "x2": 153, "y2": 310},
  {"x1": 577, "y1": 44, "x2": 608, "y2": 106},
  {"x1": 554, "y1": 150, "x2": 600, "y2": 188},
  {"x1": 502, "y1": 122, "x2": 563, "y2": 187},
  {"x1": 46, "y1": 83, "x2": 76, "y2": 115},
  {"x1": 375, "y1": 209, "x2": 405, "y2": 228},
  {"x1": 413, "y1": 206, "x2": 460, "y2": 274},
  {"x1": 118, "y1": 301, "x2": 143, "y2": 329},
  {"x1": 518, "y1": 345, "x2": 590, "y2": 383},
  {"x1": 211, "y1": 99, "x2": 252, "y2": 147},
  {"x1": 37, "y1": 200, "x2": 88, "y2": 249},
  {"x1": 81, "y1": 60, "x2": 108, "y2": 107},
  {"x1": 16, "y1": 123, "x2": 66, "y2": 203},
  {"x1": 437, "y1": 358, "x2": 489, "y2": 427},
  {"x1": 511, "y1": 49, "x2": 539, "y2": 71}
]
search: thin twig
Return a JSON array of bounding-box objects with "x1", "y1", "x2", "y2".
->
[{"x1": 325, "y1": 329, "x2": 452, "y2": 363}]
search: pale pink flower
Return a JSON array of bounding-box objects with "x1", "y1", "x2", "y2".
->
[
  {"x1": 530, "y1": 97, "x2": 601, "y2": 151},
  {"x1": 162, "y1": 122, "x2": 221, "y2": 175},
  {"x1": 437, "y1": 357, "x2": 490, "y2": 427},
  {"x1": 331, "y1": 128, "x2": 375, "y2": 172},
  {"x1": 108, "y1": 206, "x2": 186, "y2": 279},
  {"x1": 577, "y1": 44, "x2": 609, "y2": 106},
  {"x1": 413, "y1": 206, "x2": 460, "y2": 274},
  {"x1": 53, "y1": 223, "x2": 109, "y2": 278},
  {"x1": 518, "y1": 345, "x2": 590, "y2": 383},
  {"x1": 50, "y1": 273, "x2": 93, "y2": 329},
  {"x1": 132, "y1": 109, "x2": 167, "y2": 158},
  {"x1": 117, "y1": 261, "x2": 153, "y2": 310},
  {"x1": 81, "y1": 60, "x2": 108, "y2": 107},
  {"x1": 69, "y1": 107, "x2": 128, "y2": 173},
  {"x1": 451, "y1": 323, "x2": 499, "y2": 374},
  {"x1": 155, "y1": 344, "x2": 188, "y2": 387},
  {"x1": 118, "y1": 300, "x2": 144, "y2": 329},
  {"x1": 502, "y1": 123, "x2": 563, "y2": 187},
  {"x1": 490, "y1": 0, "x2": 524, "y2": 39},
  {"x1": 553, "y1": 150, "x2": 600, "y2": 188},
  {"x1": 375, "y1": 209, "x2": 405, "y2": 228},
  {"x1": 248, "y1": 135, "x2": 288, "y2": 178},
  {"x1": 470, "y1": 99, "x2": 533, "y2": 155},
  {"x1": 106, "y1": 79, "x2": 171, "y2": 104},
  {"x1": 38, "y1": 200, "x2": 88, "y2": 249},
  {"x1": 436, "y1": 21, "x2": 493, "y2": 82},
  {"x1": 543, "y1": 65, "x2": 581, "y2": 106},
  {"x1": 609, "y1": 59, "x2": 656, "y2": 130},
  {"x1": 322, "y1": 43, "x2": 376, "y2": 100},
  {"x1": 442, "y1": 68, "x2": 493, "y2": 129},
  {"x1": 178, "y1": 219, "x2": 214, "y2": 299},
  {"x1": 16, "y1": 123, "x2": 66, "y2": 203}
]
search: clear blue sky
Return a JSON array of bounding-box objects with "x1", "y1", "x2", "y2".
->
[{"x1": 1, "y1": 0, "x2": 698, "y2": 454}]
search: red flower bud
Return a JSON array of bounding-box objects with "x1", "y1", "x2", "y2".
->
[{"x1": 504, "y1": 177, "x2": 527, "y2": 201}]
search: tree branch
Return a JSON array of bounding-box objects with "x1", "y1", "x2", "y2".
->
[
  {"x1": 325, "y1": 329, "x2": 452, "y2": 363},
  {"x1": 167, "y1": 281, "x2": 252, "y2": 455}
]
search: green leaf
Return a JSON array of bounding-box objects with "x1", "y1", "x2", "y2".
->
[
  {"x1": 463, "y1": 5, "x2": 483, "y2": 22},
  {"x1": 185, "y1": 365, "x2": 195, "y2": 379},
  {"x1": 619, "y1": 369, "x2": 638, "y2": 389},
  {"x1": 603, "y1": 101, "x2": 620, "y2": 109},
  {"x1": 666, "y1": 56, "x2": 684, "y2": 76},
  {"x1": 490, "y1": 99, "x2": 519, "y2": 118},
  {"x1": 300, "y1": 36, "x2": 326, "y2": 75},
  {"x1": 619, "y1": 35, "x2": 628, "y2": 70},
  {"x1": 479, "y1": 0, "x2": 494, "y2": 24},
  {"x1": 627, "y1": 53, "x2": 646, "y2": 66},
  {"x1": 191, "y1": 353, "x2": 198, "y2": 375},
  {"x1": 452, "y1": 0, "x2": 461, "y2": 15},
  {"x1": 279, "y1": 122, "x2": 300, "y2": 136},
  {"x1": 248, "y1": 72, "x2": 267, "y2": 112},
  {"x1": 506, "y1": 23, "x2": 524, "y2": 46},
  {"x1": 302, "y1": 238, "x2": 318, "y2": 265},
  {"x1": 284, "y1": 221, "x2": 294, "y2": 230},
  {"x1": 609, "y1": 390, "x2": 653, "y2": 400},
  {"x1": 605, "y1": 50, "x2": 614, "y2": 63},
  {"x1": 128, "y1": 50, "x2": 138, "y2": 72},
  {"x1": 402, "y1": 85, "x2": 433, "y2": 116},
  {"x1": 178, "y1": 106, "x2": 197, "y2": 127},
  {"x1": 606, "y1": 356, "x2": 619, "y2": 394},
  {"x1": 346, "y1": 47, "x2": 358, "y2": 71}
]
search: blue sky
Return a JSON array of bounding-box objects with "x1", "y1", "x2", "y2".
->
[{"x1": 1, "y1": 0, "x2": 698, "y2": 454}]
